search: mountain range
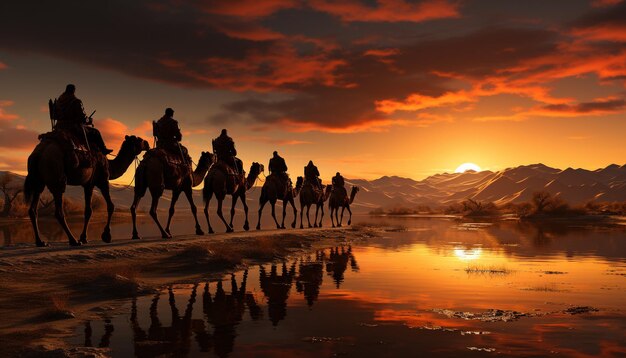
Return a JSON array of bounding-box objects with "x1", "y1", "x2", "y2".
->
[{"x1": 2, "y1": 163, "x2": 626, "y2": 214}]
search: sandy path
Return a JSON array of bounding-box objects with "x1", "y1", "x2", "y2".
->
[{"x1": 0, "y1": 226, "x2": 375, "y2": 357}]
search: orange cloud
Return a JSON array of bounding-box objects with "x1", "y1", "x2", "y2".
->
[
  {"x1": 572, "y1": 24, "x2": 626, "y2": 42},
  {"x1": 0, "y1": 100, "x2": 19, "y2": 121},
  {"x1": 375, "y1": 91, "x2": 474, "y2": 114},
  {"x1": 310, "y1": 0, "x2": 460, "y2": 23},
  {"x1": 96, "y1": 117, "x2": 129, "y2": 152}
]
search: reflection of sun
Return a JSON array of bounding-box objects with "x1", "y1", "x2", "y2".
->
[
  {"x1": 455, "y1": 163, "x2": 481, "y2": 173},
  {"x1": 454, "y1": 248, "x2": 482, "y2": 261}
]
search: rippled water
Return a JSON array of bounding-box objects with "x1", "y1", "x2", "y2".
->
[{"x1": 72, "y1": 218, "x2": 626, "y2": 357}]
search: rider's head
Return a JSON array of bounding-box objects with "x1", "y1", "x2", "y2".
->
[
  {"x1": 65, "y1": 84, "x2": 76, "y2": 94},
  {"x1": 273, "y1": 151, "x2": 278, "y2": 157},
  {"x1": 165, "y1": 108, "x2": 174, "y2": 117},
  {"x1": 308, "y1": 160, "x2": 314, "y2": 165},
  {"x1": 336, "y1": 172, "x2": 340, "y2": 176},
  {"x1": 221, "y1": 129, "x2": 227, "y2": 136}
]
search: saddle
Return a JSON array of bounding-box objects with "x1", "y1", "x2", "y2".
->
[
  {"x1": 38, "y1": 130, "x2": 96, "y2": 168},
  {"x1": 213, "y1": 160, "x2": 244, "y2": 192},
  {"x1": 269, "y1": 173, "x2": 292, "y2": 197},
  {"x1": 145, "y1": 148, "x2": 191, "y2": 178}
]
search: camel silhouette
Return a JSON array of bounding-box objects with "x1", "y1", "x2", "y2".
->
[
  {"x1": 299, "y1": 184, "x2": 332, "y2": 228},
  {"x1": 130, "y1": 151, "x2": 213, "y2": 240},
  {"x1": 256, "y1": 175, "x2": 303, "y2": 230},
  {"x1": 24, "y1": 135, "x2": 149, "y2": 246},
  {"x1": 202, "y1": 162, "x2": 263, "y2": 233},
  {"x1": 329, "y1": 186, "x2": 359, "y2": 227}
]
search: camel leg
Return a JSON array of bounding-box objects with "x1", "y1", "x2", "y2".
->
[
  {"x1": 271, "y1": 200, "x2": 281, "y2": 229},
  {"x1": 229, "y1": 194, "x2": 237, "y2": 230},
  {"x1": 98, "y1": 182, "x2": 115, "y2": 243},
  {"x1": 280, "y1": 200, "x2": 287, "y2": 229},
  {"x1": 299, "y1": 201, "x2": 304, "y2": 229},
  {"x1": 203, "y1": 191, "x2": 214, "y2": 234},
  {"x1": 256, "y1": 199, "x2": 267, "y2": 230},
  {"x1": 184, "y1": 186, "x2": 204, "y2": 235},
  {"x1": 130, "y1": 192, "x2": 143, "y2": 240},
  {"x1": 318, "y1": 204, "x2": 324, "y2": 228},
  {"x1": 79, "y1": 186, "x2": 93, "y2": 244},
  {"x1": 28, "y1": 190, "x2": 46, "y2": 247},
  {"x1": 330, "y1": 207, "x2": 335, "y2": 228},
  {"x1": 53, "y1": 191, "x2": 80, "y2": 246},
  {"x1": 165, "y1": 189, "x2": 181, "y2": 236},
  {"x1": 346, "y1": 205, "x2": 353, "y2": 226},
  {"x1": 217, "y1": 198, "x2": 233, "y2": 233},
  {"x1": 148, "y1": 189, "x2": 170, "y2": 239},
  {"x1": 290, "y1": 198, "x2": 297, "y2": 229},
  {"x1": 338, "y1": 206, "x2": 345, "y2": 227},
  {"x1": 306, "y1": 205, "x2": 312, "y2": 228},
  {"x1": 241, "y1": 193, "x2": 250, "y2": 231},
  {"x1": 313, "y1": 204, "x2": 319, "y2": 228}
]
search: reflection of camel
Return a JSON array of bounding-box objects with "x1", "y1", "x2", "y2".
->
[
  {"x1": 202, "y1": 162, "x2": 263, "y2": 233},
  {"x1": 329, "y1": 186, "x2": 359, "y2": 228},
  {"x1": 130, "y1": 152, "x2": 213, "y2": 240},
  {"x1": 326, "y1": 246, "x2": 359, "y2": 288},
  {"x1": 83, "y1": 319, "x2": 114, "y2": 349},
  {"x1": 296, "y1": 251, "x2": 325, "y2": 306},
  {"x1": 256, "y1": 176, "x2": 303, "y2": 230},
  {"x1": 299, "y1": 184, "x2": 332, "y2": 228},
  {"x1": 24, "y1": 135, "x2": 149, "y2": 246},
  {"x1": 128, "y1": 284, "x2": 198, "y2": 357},
  {"x1": 259, "y1": 263, "x2": 296, "y2": 326}
]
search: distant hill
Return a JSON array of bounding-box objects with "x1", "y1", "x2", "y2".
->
[{"x1": 3, "y1": 163, "x2": 626, "y2": 214}]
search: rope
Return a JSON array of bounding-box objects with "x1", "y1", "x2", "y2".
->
[{"x1": 111, "y1": 157, "x2": 139, "y2": 191}]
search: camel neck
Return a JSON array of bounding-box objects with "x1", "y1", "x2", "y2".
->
[
  {"x1": 108, "y1": 144, "x2": 137, "y2": 180},
  {"x1": 192, "y1": 161, "x2": 210, "y2": 187}
]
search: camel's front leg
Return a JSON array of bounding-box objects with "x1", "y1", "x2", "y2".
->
[
  {"x1": 290, "y1": 198, "x2": 297, "y2": 229},
  {"x1": 330, "y1": 207, "x2": 335, "y2": 228},
  {"x1": 240, "y1": 193, "x2": 250, "y2": 231},
  {"x1": 338, "y1": 206, "x2": 345, "y2": 227},
  {"x1": 271, "y1": 200, "x2": 281, "y2": 229},
  {"x1": 229, "y1": 194, "x2": 238, "y2": 231},
  {"x1": 346, "y1": 205, "x2": 353, "y2": 226},
  {"x1": 79, "y1": 185, "x2": 94, "y2": 244},
  {"x1": 97, "y1": 182, "x2": 115, "y2": 243},
  {"x1": 299, "y1": 201, "x2": 305, "y2": 229},
  {"x1": 130, "y1": 192, "x2": 144, "y2": 240},
  {"x1": 52, "y1": 191, "x2": 80, "y2": 246},
  {"x1": 28, "y1": 189, "x2": 46, "y2": 247},
  {"x1": 165, "y1": 189, "x2": 181, "y2": 236},
  {"x1": 306, "y1": 205, "x2": 312, "y2": 228},
  {"x1": 148, "y1": 188, "x2": 170, "y2": 239},
  {"x1": 217, "y1": 198, "x2": 233, "y2": 233},
  {"x1": 257, "y1": 198, "x2": 267, "y2": 230},
  {"x1": 203, "y1": 190, "x2": 214, "y2": 234},
  {"x1": 183, "y1": 187, "x2": 204, "y2": 235},
  {"x1": 318, "y1": 204, "x2": 324, "y2": 228}
]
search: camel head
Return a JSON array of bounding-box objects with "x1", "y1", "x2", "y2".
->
[
  {"x1": 250, "y1": 162, "x2": 263, "y2": 176},
  {"x1": 198, "y1": 151, "x2": 214, "y2": 167},
  {"x1": 122, "y1": 135, "x2": 150, "y2": 155},
  {"x1": 295, "y1": 176, "x2": 304, "y2": 190}
]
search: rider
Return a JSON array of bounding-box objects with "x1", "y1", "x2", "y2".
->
[
  {"x1": 304, "y1": 160, "x2": 322, "y2": 190},
  {"x1": 332, "y1": 172, "x2": 346, "y2": 195},
  {"x1": 154, "y1": 108, "x2": 190, "y2": 164},
  {"x1": 54, "y1": 84, "x2": 112, "y2": 155},
  {"x1": 268, "y1": 151, "x2": 289, "y2": 186},
  {"x1": 213, "y1": 129, "x2": 243, "y2": 174}
]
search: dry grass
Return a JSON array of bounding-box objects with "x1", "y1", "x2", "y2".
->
[
  {"x1": 71, "y1": 264, "x2": 146, "y2": 299},
  {"x1": 465, "y1": 265, "x2": 512, "y2": 275}
]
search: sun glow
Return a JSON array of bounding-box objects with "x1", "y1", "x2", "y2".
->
[
  {"x1": 455, "y1": 163, "x2": 481, "y2": 173},
  {"x1": 453, "y1": 248, "x2": 482, "y2": 261}
]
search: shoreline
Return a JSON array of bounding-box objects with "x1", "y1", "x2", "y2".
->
[{"x1": 0, "y1": 226, "x2": 376, "y2": 357}]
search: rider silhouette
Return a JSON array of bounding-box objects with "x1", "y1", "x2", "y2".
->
[
  {"x1": 213, "y1": 129, "x2": 243, "y2": 174},
  {"x1": 54, "y1": 84, "x2": 112, "y2": 155},
  {"x1": 304, "y1": 160, "x2": 322, "y2": 190}
]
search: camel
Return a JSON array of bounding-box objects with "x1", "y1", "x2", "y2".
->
[
  {"x1": 299, "y1": 184, "x2": 332, "y2": 228},
  {"x1": 329, "y1": 186, "x2": 359, "y2": 227},
  {"x1": 24, "y1": 135, "x2": 150, "y2": 247},
  {"x1": 256, "y1": 175, "x2": 303, "y2": 230},
  {"x1": 130, "y1": 151, "x2": 213, "y2": 240},
  {"x1": 202, "y1": 162, "x2": 263, "y2": 233}
]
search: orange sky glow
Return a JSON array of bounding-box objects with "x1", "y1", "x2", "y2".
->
[{"x1": 0, "y1": 0, "x2": 625, "y2": 185}]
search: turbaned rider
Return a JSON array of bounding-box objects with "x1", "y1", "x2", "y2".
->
[{"x1": 213, "y1": 129, "x2": 243, "y2": 174}]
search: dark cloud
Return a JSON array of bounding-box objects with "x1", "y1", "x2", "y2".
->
[{"x1": 542, "y1": 98, "x2": 626, "y2": 114}]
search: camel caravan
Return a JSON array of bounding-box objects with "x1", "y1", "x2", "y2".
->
[{"x1": 24, "y1": 85, "x2": 359, "y2": 247}]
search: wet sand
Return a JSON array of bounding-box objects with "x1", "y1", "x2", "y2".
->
[{"x1": 0, "y1": 226, "x2": 375, "y2": 357}]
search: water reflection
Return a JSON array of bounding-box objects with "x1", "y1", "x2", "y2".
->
[{"x1": 73, "y1": 219, "x2": 626, "y2": 357}]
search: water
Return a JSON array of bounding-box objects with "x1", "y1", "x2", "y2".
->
[{"x1": 72, "y1": 218, "x2": 626, "y2": 357}]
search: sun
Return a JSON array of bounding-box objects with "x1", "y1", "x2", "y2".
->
[{"x1": 455, "y1": 163, "x2": 481, "y2": 173}]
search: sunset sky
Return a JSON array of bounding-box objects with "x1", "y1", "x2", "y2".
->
[{"x1": 1, "y1": 0, "x2": 625, "y2": 184}]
